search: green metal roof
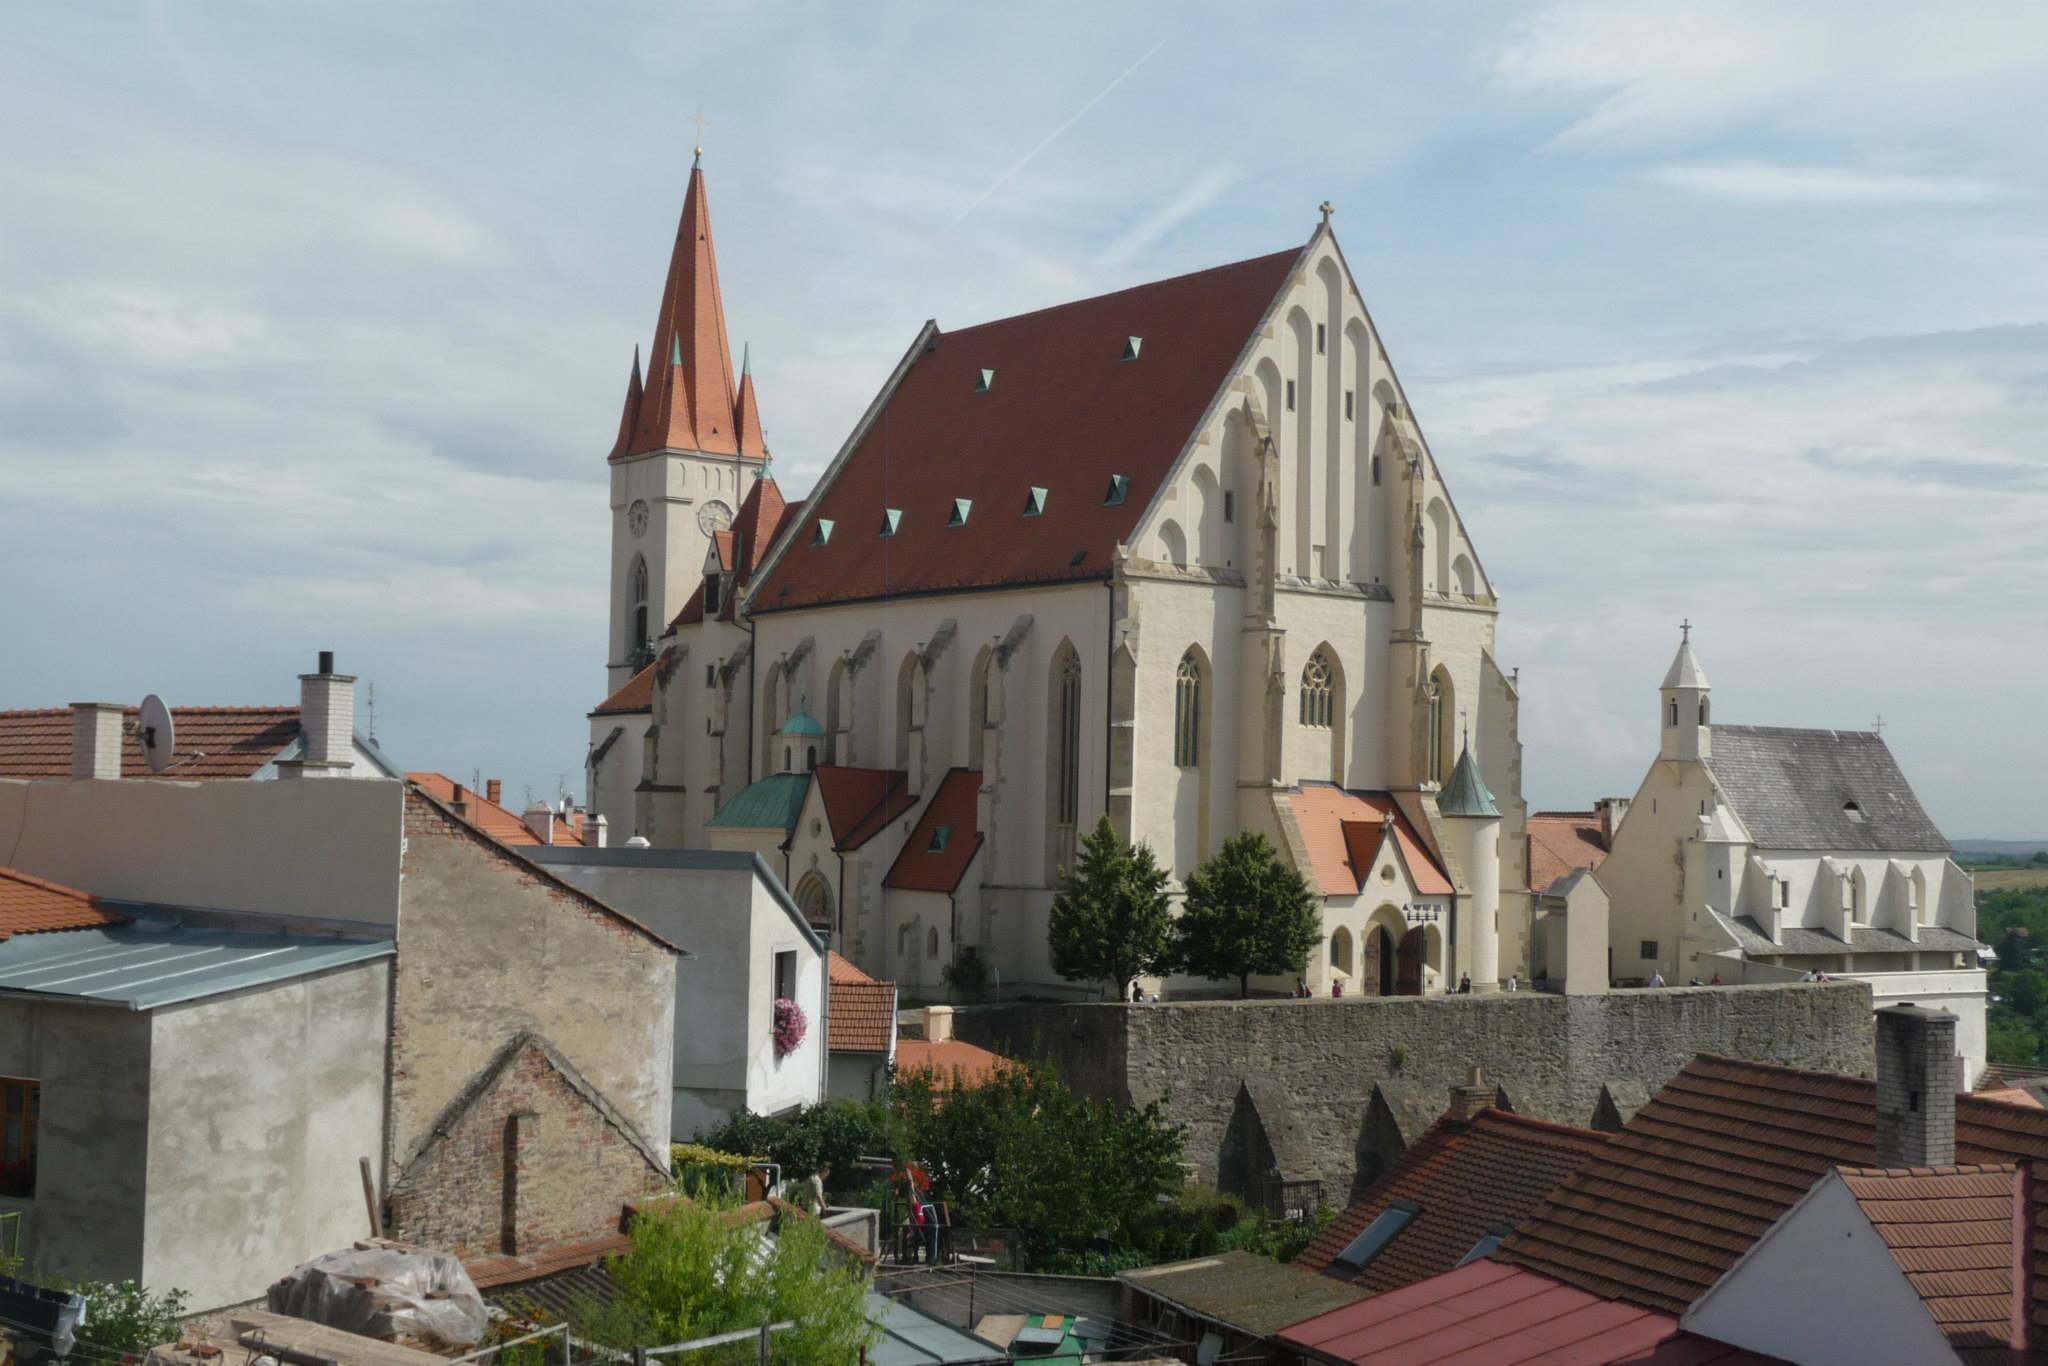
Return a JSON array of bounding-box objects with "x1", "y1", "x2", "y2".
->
[
  {"x1": 1437, "y1": 743, "x2": 1500, "y2": 818},
  {"x1": 705, "y1": 772, "x2": 810, "y2": 830},
  {"x1": 779, "y1": 709, "x2": 825, "y2": 737}
]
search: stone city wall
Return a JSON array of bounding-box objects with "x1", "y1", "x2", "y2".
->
[{"x1": 954, "y1": 981, "x2": 1874, "y2": 1199}]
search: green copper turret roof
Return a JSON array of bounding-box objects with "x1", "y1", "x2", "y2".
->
[
  {"x1": 1438, "y1": 743, "x2": 1499, "y2": 819},
  {"x1": 778, "y1": 709, "x2": 825, "y2": 737}
]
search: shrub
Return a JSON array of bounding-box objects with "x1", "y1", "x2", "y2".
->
[{"x1": 70, "y1": 1280, "x2": 191, "y2": 1360}]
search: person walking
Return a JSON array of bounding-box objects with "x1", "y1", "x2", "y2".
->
[{"x1": 1648, "y1": 969, "x2": 1666, "y2": 988}]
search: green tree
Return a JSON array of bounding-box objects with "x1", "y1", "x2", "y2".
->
[
  {"x1": 570, "y1": 1197, "x2": 874, "y2": 1364},
  {"x1": 1047, "y1": 816, "x2": 1175, "y2": 1000},
  {"x1": 1175, "y1": 831, "x2": 1322, "y2": 998},
  {"x1": 66, "y1": 1280, "x2": 191, "y2": 1359}
]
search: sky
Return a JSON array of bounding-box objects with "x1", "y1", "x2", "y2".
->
[{"x1": 2, "y1": 2, "x2": 2043, "y2": 837}]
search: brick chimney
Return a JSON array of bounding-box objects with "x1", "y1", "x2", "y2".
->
[
  {"x1": 1875, "y1": 1004, "x2": 1958, "y2": 1168},
  {"x1": 70, "y1": 703, "x2": 125, "y2": 780},
  {"x1": 486, "y1": 778, "x2": 503, "y2": 806},
  {"x1": 282, "y1": 650, "x2": 355, "y2": 779},
  {"x1": 1595, "y1": 797, "x2": 1630, "y2": 847},
  {"x1": 1447, "y1": 1065, "x2": 1494, "y2": 1124}
]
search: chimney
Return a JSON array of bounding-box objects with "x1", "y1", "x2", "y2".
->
[
  {"x1": 522, "y1": 803, "x2": 556, "y2": 844},
  {"x1": 924, "y1": 1005, "x2": 954, "y2": 1043},
  {"x1": 592, "y1": 814, "x2": 608, "y2": 849},
  {"x1": 283, "y1": 650, "x2": 355, "y2": 779},
  {"x1": 1875, "y1": 1004, "x2": 1958, "y2": 1168},
  {"x1": 1595, "y1": 797, "x2": 1630, "y2": 847},
  {"x1": 486, "y1": 778, "x2": 503, "y2": 806},
  {"x1": 450, "y1": 782, "x2": 470, "y2": 819},
  {"x1": 1447, "y1": 1065, "x2": 1494, "y2": 1124},
  {"x1": 70, "y1": 703, "x2": 125, "y2": 780}
]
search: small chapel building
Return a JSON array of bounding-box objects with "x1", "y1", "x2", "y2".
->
[{"x1": 588, "y1": 159, "x2": 1533, "y2": 999}]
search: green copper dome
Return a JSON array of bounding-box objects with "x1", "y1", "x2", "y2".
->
[
  {"x1": 778, "y1": 709, "x2": 826, "y2": 737},
  {"x1": 1438, "y1": 743, "x2": 1499, "y2": 819}
]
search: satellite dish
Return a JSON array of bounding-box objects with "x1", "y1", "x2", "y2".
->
[{"x1": 137, "y1": 694, "x2": 176, "y2": 774}]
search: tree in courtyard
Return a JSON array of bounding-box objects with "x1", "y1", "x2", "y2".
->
[
  {"x1": 1174, "y1": 831, "x2": 1321, "y2": 998},
  {"x1": 1048, "y1": 815, "x2": 1175, "y2": 1000}
]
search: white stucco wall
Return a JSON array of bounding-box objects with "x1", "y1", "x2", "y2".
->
[{"x1": 0, "y1": 776, "x2": 403, "y2": 928}]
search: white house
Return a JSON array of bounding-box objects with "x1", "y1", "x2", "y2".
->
[
  {"x1": 588, "y1": 162, "x2": 1532, "y2": 1001},
  {"x1": 527, "y1": 846, "x2": 826, "y2": 1139},
  {"x1": 1595, "y1": 628, "x2": 1984, "y2": 1076}
]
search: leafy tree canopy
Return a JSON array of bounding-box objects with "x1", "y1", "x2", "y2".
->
[
  {"x1": 1048, "y1": 815, "x2": 1175, "y2": 1000},
  {"x1": 1175, "y1": 831, "x2": 1322, "y2": 997}
]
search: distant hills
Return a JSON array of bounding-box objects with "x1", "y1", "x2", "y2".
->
[{"x1": 1957, "y1": 839, "x2": 2048, "y2": 857}]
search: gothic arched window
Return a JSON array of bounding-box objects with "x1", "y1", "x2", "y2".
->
[
  {"x1": 1174, "y1": 651, "x2": 1202, "y2": 768},
  {"x1": 1300, "y1": 651, "x2": 1335, "y2": 728},
  {"x1": 629, "y1": 556, "x2": 650, "y2": 651},
  {"x1": 1055, "y1": 653, "x2": 1083, "y2": 825}
]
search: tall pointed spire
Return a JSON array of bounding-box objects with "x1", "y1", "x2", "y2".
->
[
  {"x1": 734, "y1": 342, "x2": 767, "y2": 458},
  {"x1": 606, "y1": 345, "x2": 644, "y2": 462},
  {"x1": 613, "y1": 152, "x2": 768, "y2": 462}
]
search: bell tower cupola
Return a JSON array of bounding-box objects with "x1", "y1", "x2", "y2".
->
[{"x1": 1659, "y1": 621, "x2": 1711, "y2": 763}]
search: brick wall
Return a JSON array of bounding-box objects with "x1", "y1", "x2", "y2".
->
[{"x1": 954, "y1": 982, "x2": 1875, "y2": 1197}]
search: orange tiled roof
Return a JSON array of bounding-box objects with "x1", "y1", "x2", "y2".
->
[
  {"x1": 0, "y1": 705, "x2": 300, "y2": 780},
  {"x1": 1976, "y1": 1087, "x2": 2045, "y2": 1109},
  {"x1": 592, "y1": 658, "x2": 659, "y2": 716},
  {"x1": 896, "y1": 1038, "x2": 1009, "y2": 1089},
  {"x1": 1528, "y1": 811, "x2": 1609, "y2": 894},
  {"x1": 1837, "y1": 1164, "x2": 2022, "y2": 1351},
  {"x1": 815, "y1": 766, "x2": 916, "y2": 851},
  {"x1": 1496, "y1": 1053, "x2": 2048, "y2": 1318},
  {"x1": 407, "y1": 773, "x2": 592, "y2": 848},
  {"x1": 884, "y1": 769, "x2": 983, "y2": 892},
  {"x1": 1288, "y1": 785, "x2": 1453, "y2": 897},
  {"x1": 828, "y1": 978, "x2": 898, "y2": 1055},
  {"x1": 1294, "y1": 1108, "x2": 1609, "y2": 1294},
  {"x1": 828, "y1": 950, "x2": 876, "y2": 984},
  {"x1": 751, "y1": 247, "x2": 1303, "y2": 613},
  {"x1": 669, "y1": 481, "x2": 800, "y2": 629},
  {"x1": 0, "y1": 865, "x2": 128, "y2": 941}
]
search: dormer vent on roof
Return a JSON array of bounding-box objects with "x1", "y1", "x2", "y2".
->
[
  {"x1": 1122, "y1": 336, "x2": 1143, "y2": 361},
  {"x1": 1024, "y1": 486, "x2": 1048, "y2": 517},
  {"x1": 1104, "y1": 474, "x2": 1130, "y2": 506},
  {"x1": 949, "y1": 499, "x2": 972, "y2": 527},
  {"x1": 975, "y1": 368, "x2": 995, "y2": 393},
  {"x1": 930, "y1": 826, "x2": 951, "y2": 853},
  {"x1": 813, "y1": 519, "x2": 834, "y2": 545},
  {"x1": 880, "y1": 508, "x2": 902, "y2": 537}
]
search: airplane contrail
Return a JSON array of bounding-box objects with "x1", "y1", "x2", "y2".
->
[{"x1": 953, "y1": 38, "x2": 1168, "y2": 225}]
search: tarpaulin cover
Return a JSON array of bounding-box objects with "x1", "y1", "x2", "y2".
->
[{"x1": 266, "y1": 1245, "x2": 487, "y2": 1348}]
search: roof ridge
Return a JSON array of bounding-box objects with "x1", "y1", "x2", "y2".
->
[
  {"x1": 937, "y1": 245, "x2": 1302, "y2": 340},
  {"x1": 1472, "y1": 1108, "x2": 1611, "y2": 1145},
  {"x1": 0, "y1": 864, "x2": 101, "y2": 901},
  {"x1": 0, "y1": 704, "x2": 298, "y2": 718}
]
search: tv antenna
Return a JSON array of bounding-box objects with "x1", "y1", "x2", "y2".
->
[{"x1": 136, "y1": 694, "x2": 177, "y2": 774}]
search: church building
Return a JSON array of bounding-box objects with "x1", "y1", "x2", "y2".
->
[{"x1": 589, "y1": 159, "x2": 1532, "y2": 999}]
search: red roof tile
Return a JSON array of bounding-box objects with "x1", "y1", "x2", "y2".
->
[
  {"x1": 828, "y1": 978, "x2": 898, "y2": 1055},
  {"x1": 884, "y1": 769, "x2": 983, "y2": 892},
  {"x1": 750, "y1": 247, "x2": 1303, "y2": 612},
  {"x1": 610, "y1": 159, "x2": 767, "y2": 463},
  {"x1": 0, "y1": 705, "x2": 301, "y2": 780},
  {"x1": 1274, "y1": 1261, "x2": 1785, "y2": 1365},
  {"x1": 592, "y1": 658, "x2": 659, "y2": 716},
  {"x1": 0, "y1": 865, "x2": 127, "y2": 941},
  {"x1": 829, "y1": 950, "x2": 877, "y2": 984},
  {"x1": 669, "y1": 480, "x2": 798, "y2": 628},
  {"x1": 1837, "y1": 1164, "x2": 2023, "y2": 1351},
  {"x1": 1288, "y1": 785, "x2": 1454, "y2": 897},
  {"x1": 1496, "y1": 1053, "x2": 2048, "y2": 1317},
  {"x1": 408, "y1": 772, "x2": 592, "y2": 848},
  {"x1": 896, "y1": 1038, "x2": 1010, "y2": 1089},
  {"x1": 1294, "y1": 1108, "x2": 1609, "y2": 1294},
  {"x1": 1529, "y1": 811, "x2": 1609, "y2": 894},
  {"x1": 815, "y1": 766, "x2": 916, "y2": 851}
]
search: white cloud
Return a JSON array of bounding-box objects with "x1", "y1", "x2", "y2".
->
[{"x1": 1648, "y1": 161, "x2": 1999, "y2": 205}]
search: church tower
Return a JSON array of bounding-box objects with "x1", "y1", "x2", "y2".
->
[
  {"x1": 605, "y1": 150, "x2": 771, "y2": 690},
  {"x1": 1659, "y1": 623, "x2": 1711, "y2": 762}
]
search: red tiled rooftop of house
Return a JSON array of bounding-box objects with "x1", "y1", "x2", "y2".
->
[
  {"x1": 750, "y1": 246, "x2": 1304, "y2": 613},
  {"x1": 1294, "y1": 1108, "x2": 1609, "y2": 1294},
  {"x1": 0, "y1": 705, "x2": 301, "y2": 780},
  {"x1": 1495, "y1": 1052, "x2": 2048, "y2": 1319},
  {"x1": 895, "y1": 1038, "x2": 1009, "y2": 1089},
  {"x1": 827, "y1": 953, "x2": 898, "y2": 1054},
  {"x1": 1288, "y1": 785, "x2": 1453, "y2": 897},
  {"x1": 1838, "y1": 1164, "x2": 2025, "y2": 1351},
  {"x1": 884, "y1": 769, "x2": 983, "y2": 892},
  {"x1": 815, "y1": 766, "x2": 916, "y2": 851},
  {"x1": 1274, "y1": 1260, "x2": 1786, "y2": 1365},
  {"x1": 0, "y1": 865, "x2": 128, "y2": 941},
  {"x1": 408, "y1": 773, "x2": 592, "y2": 848},
  {"x1": 1528, "y1": 810, "x2": 1609, "y2": 894}
]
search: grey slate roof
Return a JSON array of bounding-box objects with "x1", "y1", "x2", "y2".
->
[
  {"x1": 1711, "y1": 725, "x2": 1950, "y2": 853},
  {"x1": 1119, "y1": 1250, "x2": 1366, "y2": 1339},
  {"x1": 1724, "y1": 914, "x2": 1980, "y2": 958},
  {"x1": 0, "y1": 922, "x2": 392, "y2": 1009}
]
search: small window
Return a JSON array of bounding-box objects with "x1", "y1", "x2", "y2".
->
[
  {"x1": 880, "y1": 508, "x2": 903, "y2": 537},
  {"x1": 1344, "y1": 390, "x2": 1355, "y2": 420},
  {"x1": 1285, "y1": 379, "x2": 1296, "y2": 412},
  {"x1": 1103, "y1": 475, "x2": 1130, "y2": 506},
  {"x1": 806, "y1": 745, "x2": 817, "y2": 772},
  {"x1": 975, "y1": 368, "x2": 995, "y2": 393},
  {"x1": 1640, "y1": 940, "x2": 1659, "y2": 962},
  {"x1": 1668, "y1": 699, "x2": 1679, "y2": 726},
  {"x1": 1316, "y1": 322, "x2": 1326, "y2": 355},
  {"x1": 929, "y1": 825, "x2": 951, "y2": 853},
  {"x1": 926, "y1": 927, "x2": 939, "y2": 957},
  {"x1": 1843, "y1": 801, "x2": 1865, "y2": 824},
  {"x1": 706, "y1": 665, "x2": 715, "y2": 689},
  {"x1": 1327, "y1": 1199, "x2": 1418, "y2": 1276},
  {"x1": 704, "y1": 573, "x2": 723, "y2": 615},
  {"x1": 812, "y1": 519, "x2": 835, "y2": 546},
  {"x1": 949, "y1": 498, "x2": 972, "y2": 527},
  {"x1": 1, "y1": 1077, "x2": 38, "y2": 1197},
  {"x1": 1371, "y1": 454, "x2": 1381, "y2": 486},
  {"x1": 1024, "y1": 486, "x2": 1048, "y2": 517},
  {"x1": 1122, "y1": 337, "x2": 1142, "y2": 361},
  {"x1": 1779, "y1": 879, "x2": 1792, "y2": 908},
  {"x1": 1223, "y1": 490, "x2": 1234, "y2": 523},
  {"x1": 1457, "y1": 1225, "x2": 1514, "y2": 1267},
  {"x1": 772, "y1": 950, "x2": 796, "y2": 1005}
]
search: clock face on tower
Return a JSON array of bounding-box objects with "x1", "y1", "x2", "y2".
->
[
  {"x1": 698, "y1": 499, "x2": 734, "y2": 536},
  {"x1": 628, "y1": 499, "x2": 649, "y2": 537}
]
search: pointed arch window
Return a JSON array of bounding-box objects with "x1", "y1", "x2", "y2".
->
[
  {"x1": 1300, "y1": 650, "x2": 1335, "y2": 728},
  {"x1": 1174, "y1": 651, "x2": 1203, "y2": 768},
  {"x1": 1055, "y1": 653, "x2": 1083, "y2": 825},
  {"x1": 1427, "y1": 677, "x2": 1447, "y2": 783},
  {"x1": 629, "y1": 556, "x2": 650, "y2": 652}
]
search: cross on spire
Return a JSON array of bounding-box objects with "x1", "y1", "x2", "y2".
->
[
  {"x1": 688, "y1": 106, "x2": 711, "y2": 158},
  {"x1": 1318, "y1": 200, "x2": 1334, "y2": 226},
  {"x1": 1680, "y1": 617, "x2": 1692, "y2": 642}
]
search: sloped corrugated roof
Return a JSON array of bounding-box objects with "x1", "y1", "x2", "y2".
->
[
  {"x1": 1120, "y1": 1250, "x2": 1366, "y2": 1341},
  {"x1": 1711, "y1": 725, "x2": 1950, "y2": 853},
  {"x1": 0, "y1": 922, "x2": 392, "y2": 1009},
  {"x1": 750, "y1": 247, "x2": 1303, "y2": 612}
]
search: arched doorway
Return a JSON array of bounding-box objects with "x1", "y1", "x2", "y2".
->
[
  {"x1": 1363, "y1": 925, "x2": 1396, "y2": 997},
  {"x1": 1395, "y1": 927, "x2": 1427, "y2": 996},
  {"x1": 794, "y1": 873, "x2": 834, "y2": 935}
]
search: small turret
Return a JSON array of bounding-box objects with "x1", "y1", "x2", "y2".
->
[
  {"x1": 1660, "y1": 622, "x2": 1712, "y2": 763},
  {"x1": 1439, "y1": 731, "x2": 1501, "y2": 991}
]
